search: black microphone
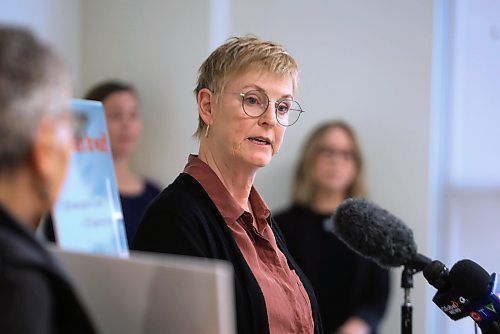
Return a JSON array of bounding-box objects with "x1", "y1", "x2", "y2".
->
[
  {"x1": 332, "y1": 198, "x2": 430, "y2": 271},
  {"x1": 448, "y1": 260, "x2": 500, "y2": 333},
  {"x1": 424, "y1": 260, "x2": 470, "y2": 321},
  {"x1": 424, "y1": 260, "x2": 450, "y2": 290},
  {"x1": 449, "y1": 260, "x2": 491, "y2": 300}
]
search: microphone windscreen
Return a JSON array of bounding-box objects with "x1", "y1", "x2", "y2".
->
[
  {"x1": 449, "y1": 259, "x2": 491, "y2": 300},
  {"x1": 333, "y1": 198, "x2": 418, "y2": 268}
]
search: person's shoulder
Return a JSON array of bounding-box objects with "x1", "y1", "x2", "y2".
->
[
  {"x1": 143, "y1": 178, "x2": 162, "y2": 195},
  {"x1": 0, "y1": 221, "x2": 44, "y2": 267},
  {"x1": 0, "y1": 224, "x2": 22, "y2": 262},
  {"x1": 0, "y1": 222, "x2": 66, "y2": 296},
  {"x1": 0, "y1": 248, "x2": 93, "y2": 334},
  {"x1": 152, "y1": 173, "x2": 203, "y2": 202},
  {"x1": 142, "y1": 173, "x2": 215, "y2": 221},
  {"x1": 0, "y1": 258, "x2": 53, "y2": 329}
]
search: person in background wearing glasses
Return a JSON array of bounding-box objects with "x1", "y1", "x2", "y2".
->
[
  {"x1": 132, "y1": 36, "x2": 323, "y2": 334},
  {"x1": 274, "y1": 121, "x2": 390, "y2": 334},
  {"x1": 0, "y1": 25, "x2": 95, "y2": 333}
]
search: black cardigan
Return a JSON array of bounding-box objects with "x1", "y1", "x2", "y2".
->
[
  {"x1": 0, "y1": 205, "x2": 96, "y2": 334},
  {"x1": 275, "y1": 204, "x2": 390, "y2": 334},
  {"x1": 132, "y1": 173, "x2": 323, "y2": 334}
]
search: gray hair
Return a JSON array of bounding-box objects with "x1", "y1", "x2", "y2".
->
[{"x1": 0, "y1": 25, "x2": 68, "y2": 174}]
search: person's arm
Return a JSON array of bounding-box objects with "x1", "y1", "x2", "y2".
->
[
  {"x1": 335, "y1": 317, "x2": 371, "y2": 334},
  {"x1": 0, "y1": 267, "x2": 53, "y2": 334},
  {"x1": 349, "y1": 262, "x2": 391, "y2": 332}
]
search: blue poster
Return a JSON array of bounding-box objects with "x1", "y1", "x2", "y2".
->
[{"x1": 52, "y1": 99, "x2": 129, "y2": 258}]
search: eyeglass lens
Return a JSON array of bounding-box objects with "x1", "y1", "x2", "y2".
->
[{"x1": 240, "y1": 90, "x2": 303, "y2": 126}]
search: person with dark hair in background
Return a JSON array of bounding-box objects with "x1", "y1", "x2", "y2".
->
[
  {"x1": 84, "y1": 81, "x2": 161, "y2": 243},
  {"x1": 274, "y1": 121, "x2": 390, "y2": 334},
  {"x1": 132, "y1": 35, "x2": 323, "y2": 334},
  {"x1": 0, "y1": 25, "x2": 95, "y2": 333},
  {"x1": 44, "y1": 81, "x2": 161, "y2": 245}
]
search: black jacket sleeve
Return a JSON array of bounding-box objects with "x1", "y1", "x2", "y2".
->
[{"x1": 0, "y1": 266, "x2": 54, "y2": 334}]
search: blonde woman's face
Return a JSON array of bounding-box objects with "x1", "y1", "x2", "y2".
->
[
  {"x1": 208, "y1": 69, "x2": 292, "y2": 170},
  {"x1": 312, "y1": 127, "x2": 358, "y2": 195}
]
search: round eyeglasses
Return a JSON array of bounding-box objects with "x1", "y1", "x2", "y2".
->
[{"x1": 232, "y1": 89, "x2": 304, "y2": 127}]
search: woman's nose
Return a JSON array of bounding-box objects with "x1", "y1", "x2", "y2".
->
[{"x1": 258, "y1": 102, "x2": 277, "y2": 126}]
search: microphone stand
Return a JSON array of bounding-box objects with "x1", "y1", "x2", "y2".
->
[{"x1": 401, "y1": 266, "x2": 417, "y2": 334}]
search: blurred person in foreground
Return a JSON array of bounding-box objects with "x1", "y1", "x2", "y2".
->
[
  {"x1": 0, "y1": 25, "x2": 95, "y2": 333},
  {"x1": 274, "y1": 121, "x2": 390, "y2": 334},
  {"x1": 133, "y1": 35, "x2": 323, "y2": 334}
]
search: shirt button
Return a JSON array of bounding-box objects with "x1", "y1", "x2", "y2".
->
[{"x1": 242, "y1": 212, "x2": 252, "y2": 224}]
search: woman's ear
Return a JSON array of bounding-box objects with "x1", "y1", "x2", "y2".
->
[
  {"x1": 31, "y1": 118, "x2": 56, "y2": 179},
  {"x1": 28, "y1": 118, "x2": 58, "y2": 204},
  {"x1": 30, "y1": 117, "x2": 72, "y2": 205},
  {"x1": 197, "y1": 88, "x2": 214, "y2": 126}
]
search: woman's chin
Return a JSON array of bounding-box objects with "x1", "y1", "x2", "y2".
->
[
  {"x1": 112, "y1": 146, "x2": 135, "y2": 158},
  {"x1": 247, "y1": 154, "x2": 272, "y2": 169}
]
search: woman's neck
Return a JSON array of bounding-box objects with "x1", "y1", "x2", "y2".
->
[
  {"x1": 0, "y1": 169, "x2": 45, "y2": 230},
  {"x1": 198, "y1": 146, "x2": 255, "y2": 211},
  {"x1": 311, "y1": 189, "x2": 346, "y2": 215},
  {"x1": 113, "y1": 155, "x2": 143, "y2": 194}
]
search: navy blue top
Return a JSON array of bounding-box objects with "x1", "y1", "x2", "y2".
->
[
  {"x1": 44, "y1": 180, "x2": 161, "y2": 247},
  {"x1": 120, "y1": 180, "x2": 161, "y2": 244}
]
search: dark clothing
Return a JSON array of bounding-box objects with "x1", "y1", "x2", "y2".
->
[
  {"x1": 274, "y1": 204, "x2": 390, "y2": 334},
  {"x1": 120, "y1": 180, "x2": 161, "y2": 243},
  {"x1": 44, "y1": 180, "x2": 161, "y2": 246},
  {"x1": 132, "y1": 173, "x2": 323, "y2": 334},
  {"x1": 183, "y1": 155, "x2": 314, "y2": 333},
  {"x1": 0, "y1": 205, "x2": 96, "y2": 334}
]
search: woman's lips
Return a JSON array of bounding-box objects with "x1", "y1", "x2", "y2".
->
[{"x1": 248, "y1": 136, "x2": 271, "y2": 145}]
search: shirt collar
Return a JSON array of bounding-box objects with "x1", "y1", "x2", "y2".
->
[{"x1": 183, "y1": 154, "x2": 271, "y2": 224}]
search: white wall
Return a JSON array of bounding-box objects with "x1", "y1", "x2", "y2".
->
[
  {"x1": 80, "y1": 0, "x2": 210, "y2": 186},
  {"x1": 434, "y1": 0, "x2": 500, "y2": 333},
  {"x1": 0, "y1": 0, "x2": 81, "y2": 93}
]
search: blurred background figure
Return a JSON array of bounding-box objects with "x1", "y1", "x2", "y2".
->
[
  {"x1": 84, "y1": 81, "x2": 161, "y2": 243},
  {"x1": 274, "y1": 121, "x2": 390, "y2": 334},
  {"x1": 44, "y1": 81, "x2": 161, "y2": 245},
  {"x1": 0, "y1": 25, "x2": 95, "y2": 333}
]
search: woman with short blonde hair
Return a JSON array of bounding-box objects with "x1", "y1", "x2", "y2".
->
[{"x1": 133, "y1": 35, "x2": 322, "y2": 334}]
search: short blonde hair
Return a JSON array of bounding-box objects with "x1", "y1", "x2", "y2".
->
[
  {"x1": 292, "y1": 121, "x2": 367, "y2": 205},
  {"x1": 194, "y1": 35, "x2": 299, "y2": 139}
]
